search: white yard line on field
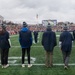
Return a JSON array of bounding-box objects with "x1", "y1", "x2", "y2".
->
[{"x1": 0, "y1": 63, "x2": 75, "y2": 66}]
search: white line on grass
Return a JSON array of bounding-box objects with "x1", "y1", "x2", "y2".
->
[
  {"x1": 8, "y1": 57, "x2": 36, "y2": 61},
  {"x1": 0, "y1": 57, "x2": 36, "y2": 64},
  {"x1": 0, "y1": 63, "x2": 75, "y2": 66}
]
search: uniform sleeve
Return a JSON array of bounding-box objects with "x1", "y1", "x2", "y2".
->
[
  {"x1": 71, "y1": 34, "x2": 74, "y2": 41},
  {"x1": 30, "y1": 31, "x2": 33, "y2": 45},
  {"x1": 19, "y1": 31, "x2": 21, "y2": 44},
  {"x1": 54, "y1": 32, "x2": 57, "y2": 46},
  {"x1": 8, "y1": 39, "x2": 11, "y2": 46},
  {"x1": 59, "y1": 33, "x2": 63, "y2": 42},
  {"x1": 41, "y1": 32, "x2": 45, "y2": 46},
  {"x1": 6, "y1": 31, "x2": 9, "y2": 39},
  {"x1": 7, "y1": 31, "x2": 11, "y2": 47},
  {"x1": 59, "y1": 33, "x2": 63, "y2": 48}
]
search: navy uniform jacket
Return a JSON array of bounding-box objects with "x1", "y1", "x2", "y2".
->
[
  {"x1": 59, "y1": 31, "x2": 73, "y2": 51},
  {"x1": 42, "y1": 30, "x2": 57, "y2": 51},
  {"x1": 0, "y1": 31, "x2": 10, "y2": 49},
  {"x1": 19, "y1": 27, "x2": 32, "y2": 48},
  {"x1": 73, "y1": 30, "x2": 75, "y2": 39}
]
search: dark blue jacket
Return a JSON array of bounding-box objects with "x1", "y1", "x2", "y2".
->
[
  {"x1": 19, "y1": 27, "x2": 32, "y2": 48},
  {"x1": 59, "y1": 31, "x2": 73, "y2": 51},
  {"x1": 0, "y1": 31, "x2": 10, "y2": 49},
  {"x1": 73, "y1": 30, "x2": 75, "y2": 40},
  {"x1": 42, "y1": 30, "x2": 57, "y2": 51}
]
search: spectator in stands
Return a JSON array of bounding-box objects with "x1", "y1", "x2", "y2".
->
[
  {"x1": 19, "y1": 22, "x2": 33, "y2": 68},
  {"x1": 0, "y1": 24, "x2": 11, "y2": 68},
  {"x1": 59, "y1": 25, "x2": 73, "y2": 69},
  {"x1": 33, "y1": 27, "x2": 38, "y2": 44},
  {"x1": 42, "y1": 23, "x2": 57, "y2": 67}
]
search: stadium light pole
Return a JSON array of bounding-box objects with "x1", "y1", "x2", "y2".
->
[{"x1": 36, "y1": 14, "x2": 39, "y2": 26}]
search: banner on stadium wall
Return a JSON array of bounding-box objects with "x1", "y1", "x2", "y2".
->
[{"x1": 42, "y1": 19, "x2": 57, "y2": 26}]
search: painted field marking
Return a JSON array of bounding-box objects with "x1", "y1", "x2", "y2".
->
[
  {"x1": 0, "y1": 57, "x2": 36, "y2": 64},
  {"x1": 0, "y1": 63, "x2": 75, "y2": 66},
  {"x1": 0, "y1": 60, "x2": 17, "y2": 64},
  {"x1": 0, "y1": 57, "x2": 75, "y2": 66}
]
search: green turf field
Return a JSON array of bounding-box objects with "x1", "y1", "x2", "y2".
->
[{"x1": 0, "y1": 32, "x2": 75, "y2": 75}]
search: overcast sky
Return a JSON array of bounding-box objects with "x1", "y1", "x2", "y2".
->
[{"x1": 0, "y1": 0, "x2": 75, "y2": 24}]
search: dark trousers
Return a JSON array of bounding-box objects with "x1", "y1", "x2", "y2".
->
[
  {"x1": 62, "y1": 51, "x2": 71, "y2": 66},
  {"x1": 34, "y1": 36, "x2": 38, "y2": 43},
  {"x1": 22, "y1": 47, "x2": 31, "y2": 64},
  {"x1": 0, "y1": 48, "x2": 1, "y2": 60},
  {"x1": 1, "y1": 48, "x2": 9, "y2": 65},
  {"x1": 74, "y1": 36, "x2": 75, "y2": 40}
]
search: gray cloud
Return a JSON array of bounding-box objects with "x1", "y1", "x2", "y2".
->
[{"x1": 0, "y1": 0, "x2": 75, "y2": 24}]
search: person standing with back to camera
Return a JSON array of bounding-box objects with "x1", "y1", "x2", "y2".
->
[
  {"x1": 19, "y1": 22, "x2": 33, "y2": 68},
  {"x1": 59, "y1": 25, "x2": 73, "y2": 69},
  {"x1": 33, "y1": 27, "x2": 38, "y2": 44},
  {"x1": 42, "y1": 23, "x2": 57, "y2": 68},
  {"x1": 0, "y1": 24, "x2": 11, "y2": 68}
]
